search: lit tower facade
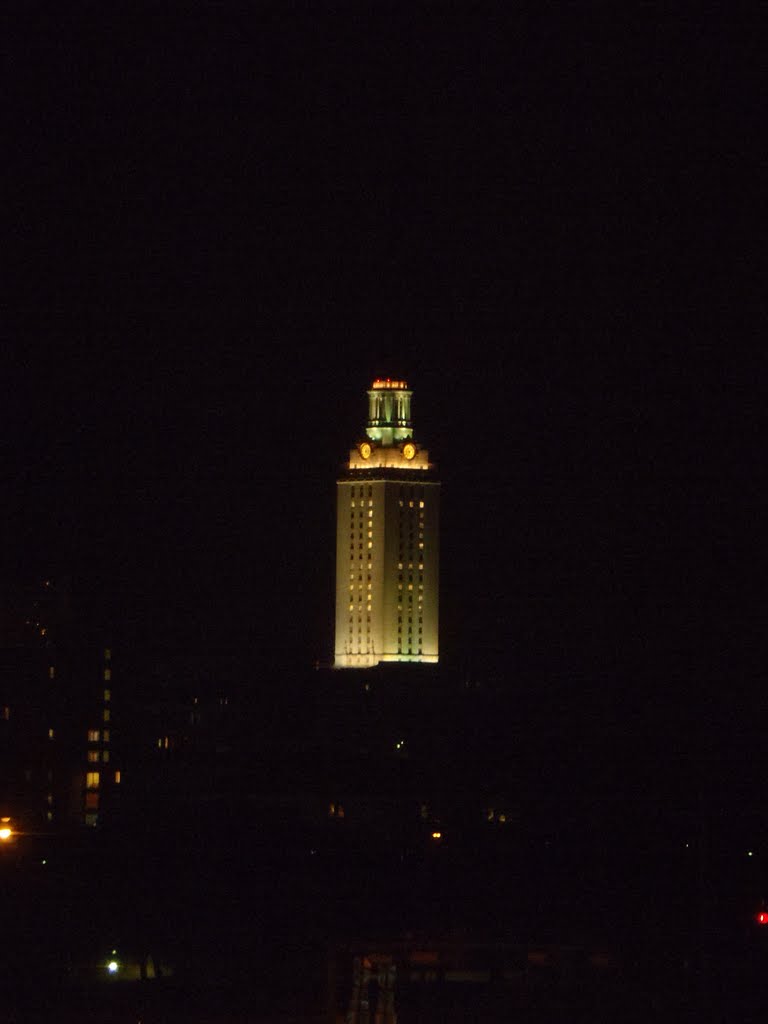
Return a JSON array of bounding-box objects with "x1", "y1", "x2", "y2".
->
[{"x1": 335, "y1": 379, "x2": 439, "y2": 668}]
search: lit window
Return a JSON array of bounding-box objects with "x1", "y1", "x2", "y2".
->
[
  {"x1": 419, "y1": 501, "x2": 425, "y2": 508},
  {"x1": 102, "y1": 750, "x2": 110, "y2": 763},
  {"x1": 87, "y1": 729, "x2": 100, "y2": 743},
  {"x1": 104, "y1": 689, "x2": 111, "y2": 702},
  {"x1": 104, "y1": 648, "x2": 111, "y2": 661},
  {"x1": 104, "y1": 668, "x2": 111, "y2": 681},
  {"x1": 48, "y1": 727, "x2": 54, "y2": 739},
  {"x1": 86, "y1": 772, "x2": 100, "y2": 789},
  {"x1": 2, "y1": 706, "x2": 9, "y2": 720},
  {"x1": 49, "y1": 666, "x2": 55, "y2": 679},
  {"x1": 88, "y1": 751, "x2": 99, "y2": 763},
  {"x1": 103, "y1": 709, "x2": 110, "y2": 722},
  {"x1": 85, "y1": 813, "x2": 98, "y2": 827},
  {"x1": 114, "y1": 770, "x2": 121, "y2": 784},
  {"x1": 367, "y1": 542, "x2": 372, "y2": 548},
  {"x1": 103, "y1": 730, "x2": 110, "y2": 743},
  {"x1": 85, "y1": 793, "x2": 99, "y2": 809}
]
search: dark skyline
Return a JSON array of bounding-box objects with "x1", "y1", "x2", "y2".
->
[{"x1": 4, "y1": 9, "x2": 762, "y2": 704}]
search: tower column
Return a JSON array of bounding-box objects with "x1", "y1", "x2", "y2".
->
[{"x1": 335, "y1": 379, "x2": 439, "y2": 669}]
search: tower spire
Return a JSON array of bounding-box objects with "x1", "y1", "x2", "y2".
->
[{"x1": 365, "y1": 379, "x2": 412, "y2": 446}]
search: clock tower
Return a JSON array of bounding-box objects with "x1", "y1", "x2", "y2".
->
[{"x1": 335, "y1": 379, "x2": 440, "y2": 668}]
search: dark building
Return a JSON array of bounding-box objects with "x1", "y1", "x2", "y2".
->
[{"x1": 0, "y1": 577, "x2": 122, "y2": 835}]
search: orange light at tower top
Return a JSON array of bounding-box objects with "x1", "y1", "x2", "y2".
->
[{"x1": 372, "y1": 379, "x2": 408, "y2": 390}]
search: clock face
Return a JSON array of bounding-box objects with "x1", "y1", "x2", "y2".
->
[
  {"x1": 403, "y1": 442, "x2": 416, "y2": 460},
  {"x1": 359, "y1": 442, "x2": 372, "y2": 459}
]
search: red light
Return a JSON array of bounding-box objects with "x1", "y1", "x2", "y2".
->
[{"x1": 756, "y1": 912, "x2": 768, "y2": 925}]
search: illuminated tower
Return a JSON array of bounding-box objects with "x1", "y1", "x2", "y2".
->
[{"x1": 335, "y1": 379, "x2": 439, "y2": 668}]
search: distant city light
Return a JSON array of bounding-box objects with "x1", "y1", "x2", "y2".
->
[
  {"x1": 431, "y1": 831, "x2": 442, "y2": 840},
  {"x1": 0, "y1": 828, "x2": 12, "y2": 841},
  {"x1": 107, "y1": 960, "x2": 119, "y2": 973},
  {"x1": 748, "y1": 851, "x2": 754, "y2": 857}
]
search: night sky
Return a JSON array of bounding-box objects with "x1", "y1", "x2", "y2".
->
[{"x1": 4, "y1": 9, "x2": 763, "y2": 710}]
